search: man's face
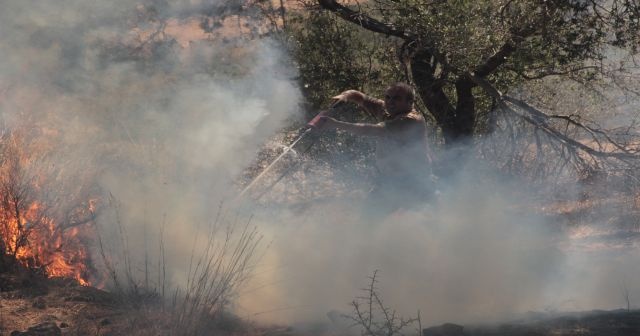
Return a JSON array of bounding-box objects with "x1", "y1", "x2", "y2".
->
[{"x1": 384, "y1": 87, "x2": 412, "y2": 116}]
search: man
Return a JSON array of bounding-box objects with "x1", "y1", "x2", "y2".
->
[{"x1": 317, "y1": 82, "x2": 435, "y2": 210}]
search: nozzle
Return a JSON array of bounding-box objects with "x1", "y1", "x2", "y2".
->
[{"x1": 307, "y1": 109, "x2": 330, "y2": 128}]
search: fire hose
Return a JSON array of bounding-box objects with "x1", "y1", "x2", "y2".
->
[{"x1": 237, "y1": 101, "x2": 344, "y2": 201}]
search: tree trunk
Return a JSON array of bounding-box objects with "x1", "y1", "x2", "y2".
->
[
  {"x1": 410, "y1": 49, "x2": 475, "y2": 146},
  {"x1": 279, "y1": 0, "x2": 286, "y2": 29},
  {"x1": 452, "y1": 76, "x2": 476, "y2": 142}
]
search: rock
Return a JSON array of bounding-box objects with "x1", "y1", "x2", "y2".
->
[
  {"x1": 9, "y1": 322, "x2": 61, "y2": 336},
  {"x1": 326, "y1": 309, "x2": 351, "y2": 329},
  {"x1": 32, "y1": 297, "x2": 46, "y2": 309},
  {"x1": 423, "y1": 323, "x2": 465, "y2": 336},
  {"x1": 58, "y1": 323, "x2": 68, "y2": 328},
  {"x1": 99, "y1": 318, "x2": 111, "y2": 326}
]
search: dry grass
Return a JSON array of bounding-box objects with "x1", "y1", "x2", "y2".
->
[{"x1": 95, "y1": 199, "x2": 262, "y2": 336}]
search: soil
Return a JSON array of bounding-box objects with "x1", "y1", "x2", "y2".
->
[
  {"x1": 1, "y1": 263, "x2": 639, "y2": 336},
  {"x1": 434, "y1": 310, "x2": 640, "y2": 336},
  {"x1": 0, "y1": 263, "x2": 173, "y2": 336},
  {"x1": 2, "y1": 193, "x2": 640, "y2": 336}
]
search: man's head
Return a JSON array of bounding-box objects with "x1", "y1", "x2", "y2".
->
[{"x1": 384, "y1": 82, "x2": 414, "y2": 116}]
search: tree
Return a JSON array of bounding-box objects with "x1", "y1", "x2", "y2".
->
[
  {"x1": 313, "y1": 0, "x2": 640, "y2": 149},
  {"x1": 276, "y1": 0, "x2": 640, "y2": 188}
]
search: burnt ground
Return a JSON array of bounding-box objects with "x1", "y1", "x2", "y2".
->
[
  {"x1": 425, "y1": 310, "x2": 640, "y2": 336},
  {"x1": 0, "y1": 263, "x2": 266, "y2": 336},
  {"x1": 1, "y1": 264, "x2": 639, "y2": 336},
  {"x1": 1, "y1": 194, "x2": 639, "y2": 336},
  {"x1": 0, "y1": 264, "x2": 173, "y2": 335}
]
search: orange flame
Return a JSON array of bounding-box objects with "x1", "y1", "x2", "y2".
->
[{"x1": 1, "y1": 200, "x2": 95, "y2": 286}]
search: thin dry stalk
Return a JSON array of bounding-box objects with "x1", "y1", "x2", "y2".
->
[
  {"x1": 172, "y1": 213, "x2": 261, "y2": 336},
  {"x1": 346, "y1": 270, "x2": 420, "y2": 336},
  {"x1": 94, "y1": 200, "x2": 261, "y2": 335}
]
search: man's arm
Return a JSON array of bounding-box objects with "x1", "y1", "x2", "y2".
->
[
  {"x1": 333, "y1": 90, "x2": 386, "y2": 120},
  {"x1": 318, "y1": 117, "x2": 386, "y2": 137},
  {"x1": 425, "y1": 139, "x2": 434, "y2": 166}
]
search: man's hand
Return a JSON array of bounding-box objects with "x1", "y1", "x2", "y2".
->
[
  {"x1": 331, "y1": 89, "x2": 365, "y2": 106},
  {"x1": 314, "y1": 116, "x2": 337, "y2": 130}
]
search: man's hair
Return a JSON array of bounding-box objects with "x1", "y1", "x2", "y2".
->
[{"x1": 388, "y1": 82, "x2": 415, "y2": 103}]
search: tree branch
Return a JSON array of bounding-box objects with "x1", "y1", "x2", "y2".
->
[
  {"x1": 474, "y1": 42, "x2": 517, "y2": 77},
  {"x1": 469, "y1": 72, "x2": 638, "y2": 160},
  {"x1": 506, "y1": 65, "x2": 600, "y2": 80},
  {"x1": 473, "y1": 22, "x2": 540, "y2": 78},
  {"x1": 317, "y1": 0, "x2": 414, "y2": 40}
]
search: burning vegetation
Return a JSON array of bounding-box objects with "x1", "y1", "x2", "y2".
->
[{"x1": 0, "y1": 129, "x2": 98, "y2": 286}]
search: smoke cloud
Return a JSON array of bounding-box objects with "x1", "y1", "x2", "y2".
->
[
  {"x1": 238, "y1": 167, "x2": 563, "y2": 326},
  {"x1": 1, "y1": 0, "x2": 639, "y2": 332},
  {"x1": 0, "y1": 0, "x2": 300, "y2": 288},
  {"x1": 238, "y1": 160, "x2": 640, "y2": 330}
]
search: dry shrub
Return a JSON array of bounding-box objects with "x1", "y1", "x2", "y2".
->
[
  {"x1": 347, "y1": 270, "x2": 422, "y2": 336},
  {"x1": 96, "y1": 200, "x2": 262, "y2": 336}
]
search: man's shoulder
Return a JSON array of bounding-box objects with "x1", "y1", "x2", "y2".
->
[{"x1": 392, "y1": 110, "x2": 426, "y2": 126}]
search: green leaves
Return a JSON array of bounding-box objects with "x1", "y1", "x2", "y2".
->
[
  {"x1": 287, "y1": 9, "x2": 399, "y2": 109},
  {"x1": 292, "y1": 0, "x2": 640, "y2": 142}
]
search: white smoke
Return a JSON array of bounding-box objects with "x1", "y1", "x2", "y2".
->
[
  {"x1": 2, "y1": 0, "x2": 639, "y2": 332},
  {"x1": 0, "y1": 0, "x2": 301, "y2": 289},
  {"x1": 237, "y1": 167, "x2": 567, "y2": 326}
]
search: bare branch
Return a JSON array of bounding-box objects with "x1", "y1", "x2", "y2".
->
[
  {"x1": 470, "y1": 72, "x2": 639, "y2": 161},
  {"x1": 506, "y1": 65, "x2": 600, "y2": 80},
  {"x1": 346, "y1": 270, "x2": 420, "y2": 336},
  {"x1": 474, "y1": 41, "x2": 517, "y2": 78},
  {"x1": 317, "y1": 0, "x2": 414, "y2": 40}
]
